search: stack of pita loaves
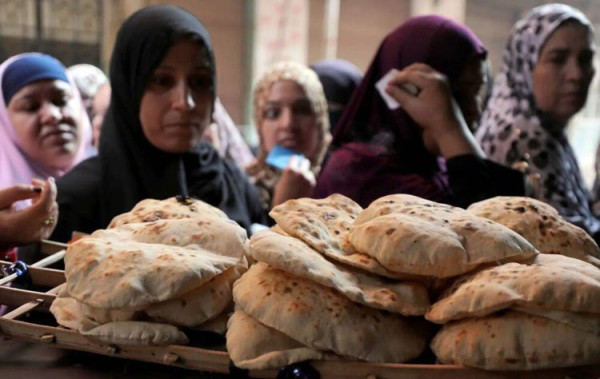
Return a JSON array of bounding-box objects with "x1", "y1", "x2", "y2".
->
[
  {"x1": 427, "y1": 196, "x2": 600, "y2": 370},
  {"x1": 428, "y1": 254, "x2": 600, "y2": 370},
  {"x1": 227, "y1": 193, "x2": 539, "y2": 370},
  {"x1": 51, "y1": 197, "x2": 248, "y2": 346},
  {"x1": 467, "y1": 196, "x2": 600, "y2": 268}
]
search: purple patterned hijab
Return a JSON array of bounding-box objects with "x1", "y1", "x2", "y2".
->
[{"x1": 314, "y1": 15, "x2": 487, "y2": 207}]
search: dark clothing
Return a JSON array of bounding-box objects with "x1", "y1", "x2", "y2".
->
[
  {"x1": 52, "y1": 147, "x2": 266, "y2": 242},
  {"x1": 310, "y1": 59, "x2": 362, "y2": 134},
  {"x1": 314, "y1": 142, "x2": 452, "y2": 207},
  {"x1": 314, "y1": 144, "x2": 524, "y2": 208},
  {"x1": 445, "y1": 154, "x2": 525, "y2": 208},
  {"x1": 51, "y1": 5, "x2": 267, "y2": 242}
]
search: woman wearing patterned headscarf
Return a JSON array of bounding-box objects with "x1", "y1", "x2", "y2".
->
[
  {"x1": 246, "y1": 61, "x2": 331, "y2": 213},
  {"x1": 50, "y1": 5, "x2": 267, "y2": 241},
  {"x1": 314, "y1": 15, "x2": 524, "y2": 208},
  {"x1": 476, "y1": 4, "x2": 599, "y2": 239}
]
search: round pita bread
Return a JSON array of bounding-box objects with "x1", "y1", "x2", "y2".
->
[
  {"x1": 233, "y1": 262, "x2": 431, "y2": 363},
  {"x1": 108, "y1": 197, "x2": 227, "y2": 228},
  {"x1": 427, "y1": 254, "x2": 600, "y2": 323},
  {"x1": 249, "y1": 229, "x2": 430, "y2": 315},
  {"x1": 431, "y1": 311, "x2": 600, "y2": 370},
  {"x1": 227, "y1": 310, "x2": 335, "y2": 370},
  {"x1": 468, "y1": 196, "x2": 600, "y2": 267},
  {"x1": 65, "y1": 237, "x2": 238, "y2": 309}
]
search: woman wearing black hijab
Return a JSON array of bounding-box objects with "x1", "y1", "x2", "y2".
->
[{"x1": 51, "y1": 5, "x2": 267, "y2": 241}]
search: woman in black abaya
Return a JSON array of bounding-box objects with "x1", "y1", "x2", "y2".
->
[{"x1": 51, "y1": 5, "x2": 266, "y2": 242}]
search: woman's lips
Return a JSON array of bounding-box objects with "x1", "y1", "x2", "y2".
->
[
  {"x1": 164, "y1": 122, "x2": 201, "y2": 130},
  {"x1": 277, "y1": 138, "x2": 298, "y2": 148},
  {"x1": 561, "y1": 92, "x2": 587, "y2": 105},
  {"x1": 41, "y1": 130, "x2": 76, "y2": 145}
]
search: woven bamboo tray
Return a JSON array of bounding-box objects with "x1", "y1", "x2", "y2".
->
[{"x1": 1, "y1": 243, "x2": 600, "y2": 378}]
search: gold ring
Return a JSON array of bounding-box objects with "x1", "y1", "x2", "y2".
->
[{"x1": 42, "y1": 216, "x2": 55, "y2": 226}]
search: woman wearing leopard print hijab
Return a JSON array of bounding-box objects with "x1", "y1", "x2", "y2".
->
[{"x1": 476, "y1": 3, "x2": 599, "y2": 240}]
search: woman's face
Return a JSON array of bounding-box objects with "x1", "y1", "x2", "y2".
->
[
  {"x1": 533, "y1": 22, "x2": 595, "y2": 124},
  {"x1": 7, "y1": 79, "x2": 83, "y2": 170},
  {"x1": 260, "y1": 80, "x2": 320, "y2": 161},
  {"x1": 139, "y1": 40, "x2": 213, "y2": 153},
  {"x1": 451, "y1": 56, "x2": 486, "y2": 132}
]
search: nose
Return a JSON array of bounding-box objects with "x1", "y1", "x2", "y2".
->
[
  {"x1": 39, "y1": 101, "x2": 61, "y2": 125},
  {"x1": 278, "y1": 107, "x2": 295, "y2": 131},
  {"x1": 172, "y1": 80, "x2": 196, "y2": 110}
]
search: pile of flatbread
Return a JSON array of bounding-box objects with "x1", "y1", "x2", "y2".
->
[
  {"x1": 428, "y1": 254, "x2": 600, "y2": 370},
  {"x1": 426, "y1": 196, "x2": 600, "y2": 370},
  {"x1": 50, "y1": 197, "x2": 248, "y2": 346},
  {"x1": 227, "y1": 193, "x2": 541, "y2": 370},
  {"x1": 467, "y1": 196, "x2": 600, "y2": 268}
]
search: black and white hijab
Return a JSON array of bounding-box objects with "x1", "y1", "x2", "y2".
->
[{"x1": 476, "y1": 3, "x2": 599, "y2": 237}]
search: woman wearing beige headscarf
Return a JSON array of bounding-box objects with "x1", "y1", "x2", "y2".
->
[{"x1": 246, "y1": 61, "x2": 331, "y2": 214}]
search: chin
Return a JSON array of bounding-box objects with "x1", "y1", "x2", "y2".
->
[
  {"x1": 165, "y1": 142, "x2": 197, "y2": 154},
  {"x1": 48, "y1": 156, "x2": 77, "y2": 171}
]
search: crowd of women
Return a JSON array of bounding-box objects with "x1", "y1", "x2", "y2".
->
[{"x1": 1, "y1": 2, "x2": 599, "y2": 265}]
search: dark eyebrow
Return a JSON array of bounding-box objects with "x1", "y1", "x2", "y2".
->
[
  {"x1": 545, "y1": 47, "x2": 569, "y2": 55},
  {"x1": 156, "y1": 64, "x2": 211, "y2": 71}
]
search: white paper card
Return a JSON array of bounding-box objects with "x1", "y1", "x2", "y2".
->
[{"x1": 375, "y1": 69, "x2": 401, "y2": 110}]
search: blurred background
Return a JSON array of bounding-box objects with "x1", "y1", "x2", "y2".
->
[{"x1": 1, "y1": 0, "x2": 599, "y2": 184}]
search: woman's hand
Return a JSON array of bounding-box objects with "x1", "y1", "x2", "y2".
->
[
  {"x1": 0, "y1": 178, "x2": 58, "y2": 249},
  {"x1": 271, "y1": 155, "x2": 316, "y2": 207},
  {"x1": 385, "y1": 63, "x2": 484, "y2": 159}
]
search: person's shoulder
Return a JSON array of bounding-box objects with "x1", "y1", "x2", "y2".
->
[{"x1": 56, "y1": 157, "x2": 102, "y2": 195}]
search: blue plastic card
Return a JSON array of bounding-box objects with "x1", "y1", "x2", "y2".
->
[{"x1": 265, "y1": 145, "x2": 305, "y2": 170}]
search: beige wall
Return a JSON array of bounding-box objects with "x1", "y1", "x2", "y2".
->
[{"x1": 335, "y1": 0, "x2": 410, "y2": 71}]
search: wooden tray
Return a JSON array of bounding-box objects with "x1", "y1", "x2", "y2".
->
[{"x1": 2, "y1": 247, "x2": 600, "y2": 378}]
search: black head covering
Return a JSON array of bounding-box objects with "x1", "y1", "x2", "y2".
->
[
  {"x1": 310, "y1": 59, "x2": 362, "y2": 134},
  {"x1": 95, "y1": 5, "x2": 231, "y2": 225}
]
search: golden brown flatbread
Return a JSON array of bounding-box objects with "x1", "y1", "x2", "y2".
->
[
  {"x1": 426, "y1": 254, "x2": 600, "y2": 323},
  {"x1": 354, "y1": 194, "x2": 456, "y2": 226},
  {"x1": 227, "y1": 310, "x2": 335, "y2": 370},
  {"x1": 468, "y1": 196, "x2": 600, "y2": 267},
  {"x1": 249, "y1": 229, "x2": 430, "y2": 315},
  {"x1": 81, "y1": 320, "x2": 189, "y2": 346},
  {"x1": 145, "y1": 266, "x2": 242, "y2": 327},
  {"x1": 108, "y1": 197, "x2": 227, "y2": 228},
  {"x1": 269, "y1": 195, "x2": 415, "y2": 279},
  {"x1": 95, "y1": 217, "x2": 248, "y2": 260},
  {"x1": 233, "y1": 262, "x2": 431, "y2": 363},
  {"x1": 65, "y1": 237, "x2": 238, "y2": 309},
  {"x1": 349, "y1": 209, "x2": 538, "y2": 278},
  {"x1": 431, "y1": 311, "x2": 600, "y2": 370}
]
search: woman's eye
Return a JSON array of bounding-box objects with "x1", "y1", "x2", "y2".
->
[
  {"x1": 23, "y1": 101, "x2": 40, "y2": 112},
  {"x1": 150, "y1": 74, "x2": 174, "y2": 87},
  {"x1": 579, "y1": 51, "x2": 594, "y2": 68},
  {"x1": 52, "y1": 95, "x2": 70, "y2": 107},
  {"x1": 548, "y1": 54, "x2": 567, "y2": 66},
  {"x1": 189, "y1": 76, "x2": 212, "y2": 93},
  {"x1": 292, "y1": 100, "x2": 314, "y2": 116},
  {"x1": 263, "y1": 107, "x2": 281, "y2": 120}
]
